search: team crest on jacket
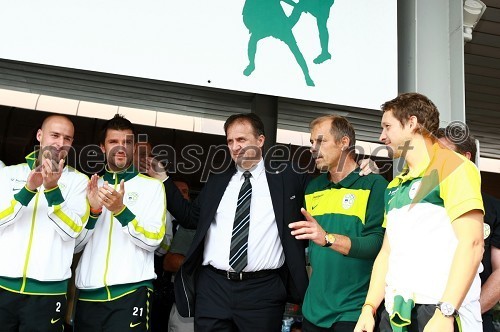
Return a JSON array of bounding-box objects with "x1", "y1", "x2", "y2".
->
[
  {"x1": 408, "y1": 180, "x2": 421, "y2": 200},
  {"x1": 126, "y1": 192, "x2": 139, "y2": 205},
  {"x1": 342, "y1": 193, "x2": 355, "y2": 210},
  {"x1": 484, "y1": 223, "x2": 491, "y2": 239}
]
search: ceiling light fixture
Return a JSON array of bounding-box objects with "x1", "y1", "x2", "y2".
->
[{"x1": 463, "y1": 0, "x2": 487, "y2": 43}]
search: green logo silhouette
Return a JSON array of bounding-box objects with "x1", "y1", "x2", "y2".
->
[{"x1": 242, "y1": 0, "x2": 335, "y2": 87}]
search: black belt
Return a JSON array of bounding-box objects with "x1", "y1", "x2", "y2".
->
[{"x1": 206, "y1": 265, "x2": 279, "y2": 281}]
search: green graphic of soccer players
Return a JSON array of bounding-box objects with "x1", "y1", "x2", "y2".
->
[
  {"x1": 289, "y1": 0, "x2": 335, "y2": 64},
  {"x1": 242, "y1": 0, "x2": 315, "y2": 86}
]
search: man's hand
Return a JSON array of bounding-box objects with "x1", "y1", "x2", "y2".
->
[
  {"x1": 87, "y1": 174, "x2": 102, "y2": 210},
  {"x1": 353, "y1": 306, "x2": 376, "y2": 332},
  {"x1": 41, "y1": 158, "x2": 64, "y2": 190},
  {"x1": 26, "y1": 166, "x2": 44, "y2": 191},
  {"x1": 358, "y1": 158, "x2": 379, "y2": 176},
  {"x1": 289, "y1": 208, "x2": 352, "y2": 255},
  {"x1": 145, "y1": 157, "x2": 168, "y2": 181},
  {"x1": 423, "y1": 309, "x2": 454, "y2": 332},
  {"x1": 289, "y1": 208, "x2": 326, "y2": 246},
  {"x1": 98, "y1": 180, "x2": 125, "y2": 214}
]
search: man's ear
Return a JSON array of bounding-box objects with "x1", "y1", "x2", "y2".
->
[
  {"x1": 407, "y1": 115, "x2": 420, "y2": 133},
  {"x1": 464, "y1": 151, "x2": 472, "y2": 161},
  {"x1": 100, "y1": 144, "x2": 105, "y2": 154},
  {"x1": 341, "y1": 136, "x2": 350, "y2": 150},
  {"x1": 36, "y1": 129, "x2": 42, "y2": 143},
  {"x1": 258, "y1": 135, "x2": 265, "y2": 148}
]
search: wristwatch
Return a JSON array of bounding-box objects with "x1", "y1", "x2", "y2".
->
[
  {"x1": 436, "y1": 302, "x2": 458, "y2": 317},
  {"x1": 323, "y1": 232, "x2": 336, "y2": 247}
]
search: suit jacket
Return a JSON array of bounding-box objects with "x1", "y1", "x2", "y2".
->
[{"x1": 164, "y1": 161, "x2": 310, "y2": 317}]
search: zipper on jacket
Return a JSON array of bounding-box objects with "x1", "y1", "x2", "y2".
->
[
  {"x1": 20, "y1": 192, "x2": 40, "y2": 293},
  {"x1": 103, "y1": 174, "x2": 119, "y2": 300}
]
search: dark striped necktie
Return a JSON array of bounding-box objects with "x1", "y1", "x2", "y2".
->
[{"x1": 229, "y1": 171, "x2": 252, "y2": 273}]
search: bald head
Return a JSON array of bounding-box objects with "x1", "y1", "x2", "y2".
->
[
  {"x1": 36, "y1": 115, "x2": 75, "y2": 163},
  {"x1": 41, "y1": 115, "x2": 74, "y2": 132}
]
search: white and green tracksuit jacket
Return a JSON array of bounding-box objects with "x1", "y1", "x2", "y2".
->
[
  {"x1": 0, "y1": 152, "x2": 89, "y2": 295},
  {"x1": 75, "y1": 166, "x2": 166, "y2": 301}
]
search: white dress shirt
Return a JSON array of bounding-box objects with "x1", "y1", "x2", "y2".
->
[{"x1": 202, "y1": 159, "x2": 285, "y2": 271}]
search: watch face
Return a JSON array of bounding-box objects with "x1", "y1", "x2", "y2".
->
[
  {"x1": 327, "y1": 234, "x2": 336, "y2": 244},
  {"x1": 323, "y1": 233, "x2": 333, "y2": 247},
  {"x1": 440, "y1": 302, "x2": 455, "y2": 316}
]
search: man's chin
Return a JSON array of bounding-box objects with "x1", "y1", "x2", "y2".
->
[
  {"x1": 110, "y1": 158, "x2": 131, "y2": 171},
  {"x1": 315, "y1": 163, "x2": 329, "y2": 173},
  {"x1": 385, "y1": 146, "x2": 396, "y2": 159}
]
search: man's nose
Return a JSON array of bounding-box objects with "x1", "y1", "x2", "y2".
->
[
  {"x1": 230, "y1": 143, "x2": 240, "y2": 152},
  {"x1": 55, "y1": 136, "x2": 64, "y2": 148},
  {"x1": 310, "y1": 141, "x2": 319, "y2": 154}
]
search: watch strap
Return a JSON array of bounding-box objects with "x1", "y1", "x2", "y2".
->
[{"x1": 436, "y1": 302, "x2": 458, "y2": 317}]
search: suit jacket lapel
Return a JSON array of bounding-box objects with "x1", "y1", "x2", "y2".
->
[
  {"x1": 202, "y1": 167, "x2": 235, "y2": 232},
  {"x1": 266, "y1": 168, "x2": 284, "y2": 236}
]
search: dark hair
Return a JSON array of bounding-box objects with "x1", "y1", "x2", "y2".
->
[
  {"x1": 99, "y1": 114, "x2": 136, "y2": 145},
  {"x1": 310, "y1": 115, "x2": 356, "y2": 156},
  {"x1": 436, "y1": 126, "x2": 477, "y2": 162},
  {"x1": 381, "y1": 93, "x2": 440, "y2": 137},
  {"x1": 224, "y1": 113, "x2": 265, "y2": 137}
]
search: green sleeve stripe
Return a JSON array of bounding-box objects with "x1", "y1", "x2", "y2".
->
[
  {"x1": 114, "y1": 206, "x2": 135, "y2": 227},
  {"x1": 53, "y1": 205, "x2": 83, "y2": 233},
  {"x1": 44, "y1": 186, "x2": 59, "y2": 193},
  {"x1": 25, "y1": 186, "x2": 37, "y2": 194},
  {"x1": 14, "y1": 186, "x2": 37, "y2": 206},
  {"x1": 0, "y1": 199, "x2": 18, "y2": 219},
  {"x1": 86, "y1": 215, "x2": 99, "y2": 230},
  {"x1": 115, "y1": 206, "x2": 166, "y2": 240},
  {"x1": 131, "y1": 219, "x2": 166, "y2": 240},
  {"x1": 44, "y1": 187, "x2": 64, "y2": 206}
]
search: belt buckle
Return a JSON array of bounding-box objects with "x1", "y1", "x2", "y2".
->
[{"x1": 226, "y1": 270, "x2": 244, "y2": 281}]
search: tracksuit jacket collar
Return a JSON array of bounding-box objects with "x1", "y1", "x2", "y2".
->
[{"x1": 103, "y1": 164, "x2": 138, "y2": 183}]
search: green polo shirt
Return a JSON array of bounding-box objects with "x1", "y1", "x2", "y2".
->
[{"x1": 302, "y1": 168, "x2": 387, "y2": 327}]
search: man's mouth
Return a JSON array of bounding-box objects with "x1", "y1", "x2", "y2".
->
[{"x1": 114, "y1": 153, "x2": 126, "y2": 159}]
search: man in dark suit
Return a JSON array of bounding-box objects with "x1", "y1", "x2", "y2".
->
[{"x1": 147, "y1": 113, "x2": 309, "y2": 331}]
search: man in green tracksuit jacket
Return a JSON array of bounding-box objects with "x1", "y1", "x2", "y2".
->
[{"x1": 290, "y1": 115, "x2": 387, "y2": 332}]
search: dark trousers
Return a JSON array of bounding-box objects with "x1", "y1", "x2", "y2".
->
[
  {"x1": 194, "y1": 267, "x2": 287, "y2": 332},
  {"x1": 302, "y1": 318, "x2": 356, "y2": 332},
  {"x1": 482, "y1": 313, "x2": 494, "y2": 332},
  {"x1": 74, "y1": 286, "x2": 152, "y2": 332},
  {"x1": 0, "y1": 288, "x2": 66, "y2": 332},
  {"x1": 379, "y1": 304, "x2": 461, "y2": 332},
  {"x1": 151, "y1": 255, "x2": 174, "y2": 332}
]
